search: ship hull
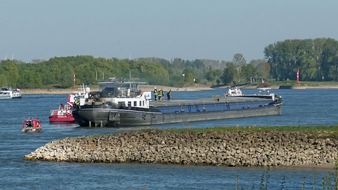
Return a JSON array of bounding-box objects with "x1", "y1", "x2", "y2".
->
[
  {"x1": 72, "y1": 105, "x2": 120, "y2": 127},
  {"x1": 49, "y1": 115, "x2": 75, "y2": 123},
  {"x1": 73, "y1": 97, "x2": 282, "y2": 127},
  {"x1": 118, "y1": 103, "x2": 282, "y2": 127}
]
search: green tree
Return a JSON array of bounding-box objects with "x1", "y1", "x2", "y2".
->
[
  {"x1": 322, "y1": 38, "x2": 338, "y2": 80},
  {"x1": 182, "y1": 68, "x2": 195, "y2": 85},
  {"x1": 240, "y1": 64, "x2": 258, "y2": 83},
  {"x1": 250, "y1": 59, "x2": 270, "y2": 79},
  {"x1": 232, "y1": 53, "x2": 246, "y2": 83},
  {"x1": 233, "y1": 53, "x2": 246, "y2": 66},
  {"x1": 221, "y1": 63, "x2": 237, "y2": 85},
  {"x1": 265, "y1": 38, "x2": 338, "y2": 81},
  {"x1": 0, "y1": 60, "x2": 20, "y2": 86},
  {"x1": 131, "y1": 60, "x2": 169, "y2": 85},
  {"x1": 18, "y1": 69, "x2": 42, "y2": 88}
]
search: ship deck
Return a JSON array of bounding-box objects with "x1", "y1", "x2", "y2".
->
[{"x1": 150, "y1": 96, "x2": 273, "y2": 107}]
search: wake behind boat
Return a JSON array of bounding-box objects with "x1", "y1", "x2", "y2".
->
[{"x1": 72, "y1": 78, "x2": 282, "y2": 127}]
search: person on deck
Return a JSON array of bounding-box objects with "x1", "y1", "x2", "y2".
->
[
  {"x1": 167, "y1": 89, "x2": 172, "y2": 100},
  {"x1": 74, "y1": 98, "x2": 80, "y2": 109},
  {"x1": 158, "y1": 89, "x2": 163, "y2": 101},
  {"x1": 154, "y1": 87, "x2": 158, "y2": 101}
]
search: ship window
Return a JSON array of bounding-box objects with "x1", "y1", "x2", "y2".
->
[
  {"x1": 118, "y1": 102, "x2": 125, "y2": 108},
  {"x1": 128, "y1": 101, "x2": 131, "y2": 108},
  {"x1": 139, "y1": 101, "x2": 142, "y2": 106},
  {"x1": 134, "y1": 101, "x2": 137, "y2": 106}
]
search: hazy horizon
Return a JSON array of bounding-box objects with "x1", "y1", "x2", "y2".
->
[{"x1": 1, "y1": 0, "x2": 337, "y2": 63}]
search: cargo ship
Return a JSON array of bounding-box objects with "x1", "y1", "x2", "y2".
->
[{"x1": 72, "y1": 78, "x2": 282, "y2": 127}]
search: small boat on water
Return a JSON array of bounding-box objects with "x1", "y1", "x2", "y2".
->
[
  {"x1": 22, "y1": 118, "x2": 42, "y2": 132},
  {"x1": 49, "y1": 85, "x2": 90, "y2": 123},
  {"x1": 225, "y1": 87, "x2": 274, "y2": 98},
  {"x1": 0, "y1": 87, "x2": 22, "y2": 99},
  {"x1": 225, "y1": 86, "x2": 243, "y2": 96},
  {"x1": 72, "y1": 78, "x2": 283, "y2": 127}
]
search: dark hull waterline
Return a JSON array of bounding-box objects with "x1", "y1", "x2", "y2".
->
[
  {"x1": 118, "y1": 104, "x2": 281, "y2": 127},
  {"x1": 73, "y1": 96, "x2": 282, "y2": 127}
]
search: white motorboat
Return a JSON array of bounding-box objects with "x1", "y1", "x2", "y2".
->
[
  {"x1": 225, "y1": 86, "x2": 243, "y2": 96},
  {"x1": 0, "y1": 87, "x2": 22, "y2": 99}
]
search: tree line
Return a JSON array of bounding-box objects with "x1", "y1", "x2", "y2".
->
[
  {"x1": 265, "y1": 38, "x2": 338, "y2": 81},
  {"x1": 1, "y1": 38, "x2": 338, "y2": 89},
  {"x1": 0, "y1": 55, "x2": 266, "y2": 88}
]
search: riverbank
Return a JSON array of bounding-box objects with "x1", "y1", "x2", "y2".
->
[
  {"x1": 19, "y1": 83, "x2": 338, "y2": 95},
  {"x1": 292, "y1": 85, "x2": 338, "y2": 89},
  {"x1": 24, "y1": 129, "x2": 337, "y2": 168},
  {"x1": 20, "y1": 85, "x2": 213, "y2": 95}
]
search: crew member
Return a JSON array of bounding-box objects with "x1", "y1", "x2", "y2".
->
[
  {"x1": 74, "y1": 98, "x2": 80, "y2": 109},
  {"x1": 158, "y1": 89, "x2": 163, "y2": 101},
  {"x1": 167, "y1": 89, "x2": 172, "y2": 100},
  {"x1": 154, "y1": 87, "x2": 158, "y2": 101}
]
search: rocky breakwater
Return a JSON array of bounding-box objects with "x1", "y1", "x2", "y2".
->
[{"x1": 24, "y1": 130, "x2": 338, "y2": 167}]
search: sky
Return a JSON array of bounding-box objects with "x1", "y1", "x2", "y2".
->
[{"x1": 1, "y1": 0, "x2": 338, "y2": 63}]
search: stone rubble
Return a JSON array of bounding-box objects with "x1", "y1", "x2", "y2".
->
[{"x1": 24, "y1": 130, "x2": 338, "y2": 167}]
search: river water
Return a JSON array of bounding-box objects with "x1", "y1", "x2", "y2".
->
[{"x1": 1, "y1": 88, "x2": 337, "y2": 189}]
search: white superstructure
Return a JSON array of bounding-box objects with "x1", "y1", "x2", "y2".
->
[{"x1": 0, "y1": 87, "x2": 22, "y2": 99}]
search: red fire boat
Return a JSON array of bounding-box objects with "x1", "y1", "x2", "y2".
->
[
  {"x1": 49, "y1": 103, "x2": 75, "y2": 123},
  {"x1": 22, "y1": 118, "x2": 42, "y2": 132},
  {"x1": 49, "y1": 86, "x2": 90, "y2": 123}
]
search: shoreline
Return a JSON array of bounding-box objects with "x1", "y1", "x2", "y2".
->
[
  {"x1": 20, "y1": 85, "x2": 214, "y2": 95},
  {"x1": 19, "y1": 84, "x2": 338, "y2": 95}
]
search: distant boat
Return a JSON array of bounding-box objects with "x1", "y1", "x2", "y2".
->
[
  {"x1": 225, "y1": 86, "x2": 243, "y2": 97},
  {"x1": 21, "y1": 118, "x2": 42, "y2": 133},
  {"x1": 225, "y1": 87, "x2": 276, "y2": 99},
  {"x1": 0, "y1": 87, "x2": 22, "y2": 99}
]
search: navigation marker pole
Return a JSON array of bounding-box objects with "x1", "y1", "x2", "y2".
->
[
  {"x1": 74, "y1": 72, "x2": 76, "y2": 89},
  {"x1": 296, "y1": 70, "x2": 300, "y2": 84}
]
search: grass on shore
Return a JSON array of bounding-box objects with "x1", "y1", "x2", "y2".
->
[{"x1": 139, "y1": 125, "x2": 338, "y2": 139}]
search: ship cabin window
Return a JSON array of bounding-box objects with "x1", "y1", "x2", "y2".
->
[
  {"x1": 128, "y1": 101, "x2": 131, "y2": 108},
  {"x1": 134, "y1": 101, "x2": 137, "y2": 107},
  {"x1": 118, "y1": 102, "x2": 125, "y2": 108},
  {"x1": 139, "y1": 101, "x2": 142, "y2": 107}
]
